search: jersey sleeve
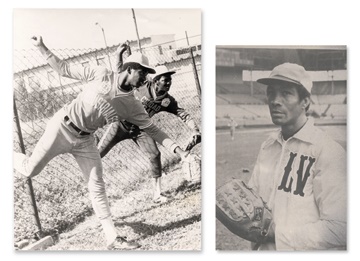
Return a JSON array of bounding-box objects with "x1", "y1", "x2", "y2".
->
[
  {"x1": 45, "y1": 50, "x2": 109, "y2": 82},
  {"x1": 167, "y1": 95, "x2": 200, "y2": 132},
  {"x1": 142, "y1": 124, "x2": 179, "y2": 153}
]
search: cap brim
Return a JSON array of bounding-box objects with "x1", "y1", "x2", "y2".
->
[
  {"x1": 140, "y1": 64, "x2": 156, "y2": 74},
  {"x1": 154, "y1": 71, "x2": 176, "y2": 78},
  {"x1": 257, "y1": 76, "x2": 302, "y2": 87}
]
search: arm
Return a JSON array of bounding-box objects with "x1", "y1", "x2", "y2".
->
[
  {"x1": 97, "y1": 121, "x2": 120, "y2": 153},
  {"x1": 115, "y1": 43, "x2": 130, "y2": 73},
  {"x1": 143, "y1": 123, "x2": 188, "y2": 158},
  {"x1": 171, "y1": 101, "x2": 200, "y2": 133},
  {"x1": 95, "y1": 96, "x2": 120, "y2": 153},
  {"x1": 31, "y1": 35, "x2": 103, "y2": 81}
]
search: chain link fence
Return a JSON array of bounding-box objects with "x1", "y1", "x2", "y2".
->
[{"x1": 13, "y1": 35, "x2": 202, "y2": 241}]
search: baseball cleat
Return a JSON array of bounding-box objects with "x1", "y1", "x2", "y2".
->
[
  {"x1": 107, "y1": 236, "x2": 140, "y2": 250},
  {"x1": 153, "y1": 194, "x2": 169, "y2": 204}
]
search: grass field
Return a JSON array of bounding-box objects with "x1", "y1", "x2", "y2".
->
[{"x1": 216, "y1": 124, "x2": 346, "y2": 250}]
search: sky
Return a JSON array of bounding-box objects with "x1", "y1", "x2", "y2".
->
[{"x1": 13, "y1": 9, "x2": 202, "y2": 50}]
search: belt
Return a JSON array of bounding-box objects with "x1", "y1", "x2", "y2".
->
[{"x1": 64, "y1": 116, "x2": 90, "y2": 136}]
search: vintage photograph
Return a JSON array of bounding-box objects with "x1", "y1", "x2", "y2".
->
[
  {"x1": 216, "y1": 46, "x2": 347, "y2": 250},
  {"x1": 13, "y1": 9, "x2": 202, "y2": 251}
]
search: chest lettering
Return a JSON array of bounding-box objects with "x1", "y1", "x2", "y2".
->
[
  {"x1": 277, "y1": 152, "x2": 316, "y2": 197},
  {"x1": 140, "y1": 96, "x2": 162, "y2": 115}
]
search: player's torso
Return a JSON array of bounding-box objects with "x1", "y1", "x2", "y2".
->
[
  {"x1": 257, "y1": 130, "x2": 326, "y2": 226},
  {"x1": 134, "y1": 83, "x2": 174, "y2": 118},
  {"x1": 64, "y1": 70, "x2": 118, "y2": 132}
]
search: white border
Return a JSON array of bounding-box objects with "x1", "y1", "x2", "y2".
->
[{"x1": 2, "y1": 0, "x2": 360, "y2": 260}]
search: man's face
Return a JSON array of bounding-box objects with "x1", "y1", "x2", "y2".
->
[
  {"x1": 266, "y1": 83, "x2": 306, "y2": 127},
  {"x1": 155, "y1": 74, "x2": 172, "y2": 94},
  {"x1": 129, "y1": 67, "x2": 149, "y2": 88}
]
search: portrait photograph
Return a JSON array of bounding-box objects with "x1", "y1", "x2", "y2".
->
[
  {"x1": 216, "y1": 46, "x2": 347, "y2": 251},
  {"x1": 13, "y1": 8, "x2": 202, "y2": 251}
]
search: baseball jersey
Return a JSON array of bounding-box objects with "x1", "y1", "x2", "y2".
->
[
  {"x1": 248, "y1": 118, "x2": 346, "y2": 250},
  {"x1": 120, "y1": 81, "x2": 199, "y2": 131},
  {"x1": 45, "y1": 52, "x2": 177, "y2": 151}
]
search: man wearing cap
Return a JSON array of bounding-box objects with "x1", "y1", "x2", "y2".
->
[
  {"x1": 97, "y1": 61, "x2": 201, "y2": 203},
  {"x1": 247, "y1": 63, "x2": 346, "y2": 250},
  {"x1": 13, "y1": 36, "x2": 189, "y2": 250}
]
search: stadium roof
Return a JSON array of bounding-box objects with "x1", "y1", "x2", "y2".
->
[{"x1": 216, "y1": 46, "x2": 346, "y2": 71}]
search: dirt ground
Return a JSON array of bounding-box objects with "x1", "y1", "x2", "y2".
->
[{"x1": 45, "y1": 163, "x2": 201, "y2": 251}]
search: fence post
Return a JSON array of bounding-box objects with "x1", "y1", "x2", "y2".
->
[
  {"x1": 185, "y1": 31, "x2": 201, "y2": 100},
  {"x1": 13, "y1": 96, "x2": 43, "y2": 239}
]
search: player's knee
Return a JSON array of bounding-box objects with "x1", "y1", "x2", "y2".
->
[
  {"x1": 88, "y1": 178, "x2": 106, "y2": 194},
  {"x1": 149, "y1": 150, "x2": 161, "y2": 162}
]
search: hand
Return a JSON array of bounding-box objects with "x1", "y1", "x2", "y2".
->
[
  {"x1": 175, "y1": 147, "x2": 190, "y2": 160},
  {"x1": 30, "y1": 35, "x2": 44, "y2": 47},
  {"x1": 185, "y1": 132, "x2": 201, "y2": 151},
  {"x1": 265, "y1": 221, "x2": 275, "y2": 243},
  {"x1": 116, "y1": 42, "x2": 128, "y2": 55}
]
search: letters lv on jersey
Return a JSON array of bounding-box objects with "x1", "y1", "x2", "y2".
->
[{"x1": 277, "y1": 152, "x2": 316, "y2": 197}]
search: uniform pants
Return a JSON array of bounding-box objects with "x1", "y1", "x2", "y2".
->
[
  {"x1": 98, "y1": 124, "x2": 162, "y2": 178},
  {"x1": 14, "y1": 108, "x2": 111, "y2": 221}
]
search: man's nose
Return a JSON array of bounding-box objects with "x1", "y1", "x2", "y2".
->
[{"x1": 269, "y1": 93, "x2": 282, "y2": 106}]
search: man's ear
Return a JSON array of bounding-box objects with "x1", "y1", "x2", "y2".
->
[{"x1": 302, "y1": 97, "x2": 310, "y2": 109}]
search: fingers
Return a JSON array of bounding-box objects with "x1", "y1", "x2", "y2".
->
[
  {"x1": 117, "y1": 43, "x2": 129, "y2": 53},
  {"x1": 30, "y1": 35, "x2": 43, "y2": 46},
  {"x1": 182, "y1": 150, "x2": 190, "y2": 160}
]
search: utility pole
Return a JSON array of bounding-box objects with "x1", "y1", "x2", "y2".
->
[
  {"x1": 95, "y1": 22, "x2": 113, "y2": 70},
  {"x1": 186, "y1": 31, "x2": 201, "y2": 98},
  {"x1": 131, "y1": 9, "x2": 142, "y2": 53}
]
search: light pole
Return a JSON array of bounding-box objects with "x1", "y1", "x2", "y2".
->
[
  {"x1": 131, "y1": 9, "x2": 142, "y2": 53},
  {"x1": 95, "y1": 22, "x2": 112, "y2": 70}
]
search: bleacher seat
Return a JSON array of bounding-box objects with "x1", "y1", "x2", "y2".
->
[
  {"x1": 217, "y1": 94, "x2": 265, "y2": 104},
  {"x1": 313, "y1": 94, "x2": 347, "y2": 104},
  {"x1": 217, "y1": 104, "x2": 259, "y2": 119},
  {"x1": 326, "y1": 104, "x2": 347, "y2": 118}
]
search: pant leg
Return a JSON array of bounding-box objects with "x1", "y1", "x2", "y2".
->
[
  {"x1": 72, "y1": 135, "x2": 111, "y2": 220},
  {"x1": 135, "y1": 131, "x2": 162, "y2": 178},
  {"x1": 72, "y1": 134, "x2": 119, "y2": 245},
  {"x1": 13, "y1": 109, "x2": 72, "y2": 178},
  {"x1": 98, "y1": 123, "x2": 134, "y2": 158}
]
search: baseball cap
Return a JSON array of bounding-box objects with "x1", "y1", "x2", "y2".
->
[
  {"x1": 152, "y1": 65, "x2": 176, "y2": 80},
  {"x1": 123, "y1": 52, "x2": 156, "y2": 74},
  {"x1": 257, "y1": 63, "x2": 312, "y2": 94}
]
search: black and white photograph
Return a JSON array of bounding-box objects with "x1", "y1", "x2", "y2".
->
[
  {"x1": 216, "y1": 46, "x2": 347, "y2": 250},
  {"x1": 12, "y1": 8, "x2": 202, "y2": 251}
]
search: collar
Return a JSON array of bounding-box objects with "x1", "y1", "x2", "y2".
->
[
  {"x1": 114, "y1": 73, "x2": 135, "y2": 95},
  {"x1": 149, "y1": 81, "x2": 168, "y2": 101},
  {"x1": 266, "y1": 117, "x2": 317, "y2": 147}
]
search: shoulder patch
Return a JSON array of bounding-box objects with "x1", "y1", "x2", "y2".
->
[{"x1": 161, "y1": 98, "x2": 171, "y2": 107}]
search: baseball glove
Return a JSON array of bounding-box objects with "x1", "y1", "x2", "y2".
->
[
  {"x1": 182, "y1": 153, "x2": 201, "y2": 183},
  {"x1": 216, "y1": 179, "x2": 273, "y2": 244},
  {"x1": 185, "y1": 133, "x2": 201, "y2": 151}
]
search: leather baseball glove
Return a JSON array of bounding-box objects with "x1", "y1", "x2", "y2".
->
[
  {"x1": 216, "y1": 179, "x2": 273, "y2": 244},
  {"x1": 185, "y1": 133, "x2": 201, "y2": 151},
  {"x1": 182, "y1": 153, "x2": 201, "y2": 183}
]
